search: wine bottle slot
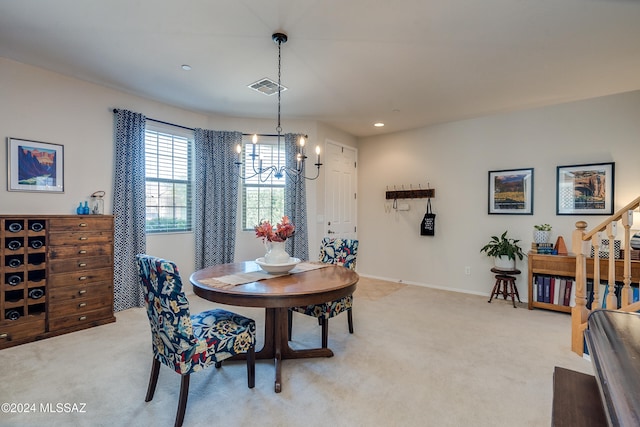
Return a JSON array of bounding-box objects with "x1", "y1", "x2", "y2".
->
[
  {"x1": 28, "y1": 288, "x2": 45, "y2": 299},
  {"x1": 30, "y1": 222, "x2": 44, "y2": 232},
  {"x1": 7, "y1": 240, "x2": 22, "y2": 251},
  {"x1": 8, "y1": 258, "x2": 22, "y2": 268},
  {"x1": 7, "y1": 275, "x2": 22, "y2": 286},
  {"x1": 8, "y1": 222, "x2": 23, "y2": 232},
  {"x1": 5, "y1": 309, "x2": 21, "y2": 321}
]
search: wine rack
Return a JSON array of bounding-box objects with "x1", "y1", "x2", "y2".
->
[{"x1": 1, "y1": 215, "x2": 115, "y2": 349}]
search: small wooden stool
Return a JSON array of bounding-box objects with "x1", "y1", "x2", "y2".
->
[{"x1": 488, "y1": 267, "x2": 521, "y2": 308}]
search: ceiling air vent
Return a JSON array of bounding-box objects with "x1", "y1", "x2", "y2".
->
[{"x1": 248, "y1": 78, "x2": 287, "y2": 96}]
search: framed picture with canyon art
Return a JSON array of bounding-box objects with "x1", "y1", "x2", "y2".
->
[
  {"x1": 488, "y1": 168, "x2": 534, "y2": 215},
  {"x1": 556, "y1": 162, "x2": 614, "y2": 215},
  {"x1": 7, "y1": 137, "x2": 64, "y2": 193}
]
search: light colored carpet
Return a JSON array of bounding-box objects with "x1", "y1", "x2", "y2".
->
[{"x1": 0, "y1": 277, "x2": 591, "y2": 427}]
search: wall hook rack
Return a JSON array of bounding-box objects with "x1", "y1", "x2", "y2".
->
[{"x1": 385, "y1": 183, "x2": 435, "y2": 200}]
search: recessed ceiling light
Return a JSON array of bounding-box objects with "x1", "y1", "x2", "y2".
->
[
  {"x1": 374, "y1": 122, "x2": 385, "y2": 127},
  {"x1": 181, "y1": 64, "x2": 192, "y2": 71}
]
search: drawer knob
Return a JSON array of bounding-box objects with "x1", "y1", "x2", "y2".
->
[
  {"x1": 78, "y1": 276, "x2": 88, "y2": 281},
  {"x1": 78, "y1": 303, "x2": 87, "y2": 308},
  {"x1": 79, "y1": 223, "x2": 88, "y2": 227},
  {"x1": 0, "y1": 333, "x2": 8, "y2": 339},
  {"x1": 78, "y1": 289, "x2": 87, "y2": 295},
  {"x1": 78, "y1": 316, "x2": 87, "y2": 321},
  {"x1": 78, "y1": 250, "x2": 87, "y2": 254},
  {"x1": 78, "y1": 263, "x2": 87, "y2": 267},
  {"x1": 79, "y1": 237, "x2": 88, "y2": 241}
]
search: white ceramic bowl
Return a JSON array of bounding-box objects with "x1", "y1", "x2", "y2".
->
[{"x1": 255, "y1": 257, "x2": 301, "y2": 274}]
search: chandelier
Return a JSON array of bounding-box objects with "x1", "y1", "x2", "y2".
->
[{"x1": 235, "y1": 32, "x2": 322, "y2": 182}]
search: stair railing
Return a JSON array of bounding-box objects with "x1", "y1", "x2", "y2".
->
[{"x1": 571, "y1": 196, "x2": 640, "y2": 355}]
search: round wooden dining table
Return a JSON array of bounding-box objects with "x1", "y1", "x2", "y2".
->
[{"x1": 190, "y1": 261, "x2": 359, "y2": 393}]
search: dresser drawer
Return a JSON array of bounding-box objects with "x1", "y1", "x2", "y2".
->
[
  {"x1": 49, "y1": 280, "x2": 112, "y2": 304},
  {"x1": 48, "y1": 268, "x2": 113, "y2": 288},
  {"x1": 48, "y1": 231, "x2": 113, "y2": 246},
  {"x1": 48, "y1": 307, "x2": 113, "y2": 332},
  {"x1": 0, "y1": 317, "x2": 46, "y2": 348},
  {"x1": 47, "y1": 217, "x2": 113, "y2": 232},
  {"x1": 49, "y1": 244, "x2": 113, "y2": 260},
  {"x1": 49, "y1": 295, "x2": 112, "y2": 317},
  {"x1": 49, "y1": 256, "x2": 112, "y2": 274}
]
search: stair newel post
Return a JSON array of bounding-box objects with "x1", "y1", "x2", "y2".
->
[
  {"x1": 606, "y1": 223, "x2": 618, "y2": 310},
  {"x1": 591, "y1": 235, "x2": 601, "y2": 311},
  {"x1": 572, "y1": 221, "x2": 590, "y2": 355},
  {"x1": 621, "y1": 210, "x2": 633, "y2": 308}
]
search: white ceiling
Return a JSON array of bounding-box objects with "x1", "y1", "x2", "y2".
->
[{"x1": 1, "y1": 0, "x2": 640, "y2": 137}]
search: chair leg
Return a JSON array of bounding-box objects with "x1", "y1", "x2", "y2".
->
[
  {"x1": 215, "y1": 361, "x2": 222, "y2": 369},
  {"x1": 175, "y1": 374, "x2": 190, "y2": 427},
  {"x1": 246, "y1": 345, "x2": 256, "y2": 389},
  {"x1": 145, "y1": 358, "x2": 161, "y2": 402},
  {"x1": 347, "y1": 308, "x2": 354, "y2": 334},
  {"x1": 287, "y1": 310, "x2": 293, "y2": 341},
  {"x1": 321, "y1": 317, "x2": 329, "y2": 348}
]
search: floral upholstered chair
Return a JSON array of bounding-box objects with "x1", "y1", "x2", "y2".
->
[
  {"x1": 288, "y1": 237, "x2": 359, "y2": 348},
  {"x1": 136, "y1": 254, "x2": 256, "y2": 427}
]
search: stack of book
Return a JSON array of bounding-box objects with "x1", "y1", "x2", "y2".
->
[
  {"x1": 531, "y1": 242, "x2": 554, "y2": 254},
  {"x1": 532, "y1": 275, "x2": 576, "y2": 306}
]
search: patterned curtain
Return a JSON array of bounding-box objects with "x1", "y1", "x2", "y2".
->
[
  {"x1": 113, "y1": 109, "x2": 147, "y2": 311},
  {"x1": 284, "y1": 133, "x2": 309, "y2": 261},
  {"x1": 194, "y1": 129, "x2": 242, "y2": 268}
]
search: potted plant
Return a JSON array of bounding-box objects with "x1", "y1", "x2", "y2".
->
[
  {"x1": 480, "y1": 231, "x2": 525, "y2": 270},
  {"x1": 533, "y1": 223, "x2": 552, "y2": 244}
]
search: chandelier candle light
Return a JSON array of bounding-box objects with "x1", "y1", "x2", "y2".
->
[{"x1": 235, "y1": 32, "x2": 322, "y2": 182}]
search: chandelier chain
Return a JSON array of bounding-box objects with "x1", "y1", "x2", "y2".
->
[{"x1": 235, "y1": 32, "x2": 322, "y2": 182}]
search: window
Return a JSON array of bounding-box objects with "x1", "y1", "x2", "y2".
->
[
  {"x1": 144, "y1": 125, "x2": 193, "y2": 233},
  {"x1": 241, "y1": 135, "x2": 286, "y2": 230}
]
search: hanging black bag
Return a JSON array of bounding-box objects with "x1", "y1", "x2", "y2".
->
[{"x1": 421, "y1": 199, "x2": 436, "y2": 236}]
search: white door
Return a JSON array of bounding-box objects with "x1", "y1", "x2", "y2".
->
[{"x1": 324, "y1": 141, "x2": 357, "y2": 239}]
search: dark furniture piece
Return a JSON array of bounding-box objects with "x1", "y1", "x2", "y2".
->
[
  {"x1": 488, "y1": 267, "x2": 521, "y2": 308},
  {"x1": 137, "y1": 255, "x2": 256, "y2": 427},
  {"x1": 1, "y1": 215, "x2": 115, "y2": 349},
  {"x1": 552, "y1": 310, "x2": 640, "y2": 426},
  {"x1": 190, "y1": 260, "x2": 359, "y2": 393}
]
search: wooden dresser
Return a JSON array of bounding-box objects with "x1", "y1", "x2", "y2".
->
[{"x1": 1, "y1": 215, "x2": 115, "y2": 349}]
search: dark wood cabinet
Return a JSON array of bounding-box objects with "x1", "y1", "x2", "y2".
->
[{"x1": 1, "y1": 215, "x2": 115, "y2": 349}]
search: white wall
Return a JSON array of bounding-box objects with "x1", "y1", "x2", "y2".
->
[
  {"x1": 0, "y1": 58, "x2": 330, "y2": 280},
  {"x1": 357, "y1": 90, "x2": 640, "y2": 298},
  {"x1": 4, "y1": 56, "x2": 640, "y2": 299}
]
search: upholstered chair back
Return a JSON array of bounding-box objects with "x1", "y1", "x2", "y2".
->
[
  {"x1": 137, "y1": 255, "x2": 199, "y2": 374},
  {"x1": 319, "y1": 237, "x2": 359, "y2": 270}
]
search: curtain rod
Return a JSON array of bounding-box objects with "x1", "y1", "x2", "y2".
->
[{"x1": 111, "y1": 108, "x2": 305, "y2": 138}]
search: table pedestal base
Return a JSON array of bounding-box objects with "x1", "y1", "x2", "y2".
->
[{"x1": 230, "y1": 307, "x2": 333, "y2": 392}]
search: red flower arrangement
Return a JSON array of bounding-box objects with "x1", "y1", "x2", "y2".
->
[{"x1": 254, "y1": 216, "x2": 295, "y2": 243}]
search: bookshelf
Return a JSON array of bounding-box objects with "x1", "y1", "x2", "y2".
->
[{"x1": 527, "y1": 252, "x2": 640, "y2": 313}]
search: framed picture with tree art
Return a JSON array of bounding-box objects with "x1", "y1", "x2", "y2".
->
[
  {"x1": 556, "y1": 162, "x2": 614, "y2": 215},
  {"x1": 488, "y1": 168, "x2": 534, "y2": 215}
]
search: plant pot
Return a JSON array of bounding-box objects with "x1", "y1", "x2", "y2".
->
[
  {"x1": 494, "y1": 255, "x2": 516, "y2": 271},
  {"x1": 533, "y1": 230, "x2": 550, "y2": 244}
]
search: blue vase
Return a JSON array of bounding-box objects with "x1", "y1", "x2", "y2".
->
[{"x1": 76, "y1": 203, "x2": 83, "y2": 215}]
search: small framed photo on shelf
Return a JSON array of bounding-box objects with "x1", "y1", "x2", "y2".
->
[
  {"x1": 556, "y1": 162, "x2": 614, "y2": 215},
  {"x1": 488, "y1": 168, "x2": 534, "y2": 215},
  {"x1": 7, "y1": 137, "x2": 64, "y2": 193}
]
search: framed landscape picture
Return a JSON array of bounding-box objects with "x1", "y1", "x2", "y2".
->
[
  {"x1": 7, "y1": 137, "x2": 64, "y2": 193},
  {"x1": 556, "y1": 162, "x2": 614, "y2": 215},
  {"x1": 488, "y1": 168, "x2": 534, "y2": 215}
]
